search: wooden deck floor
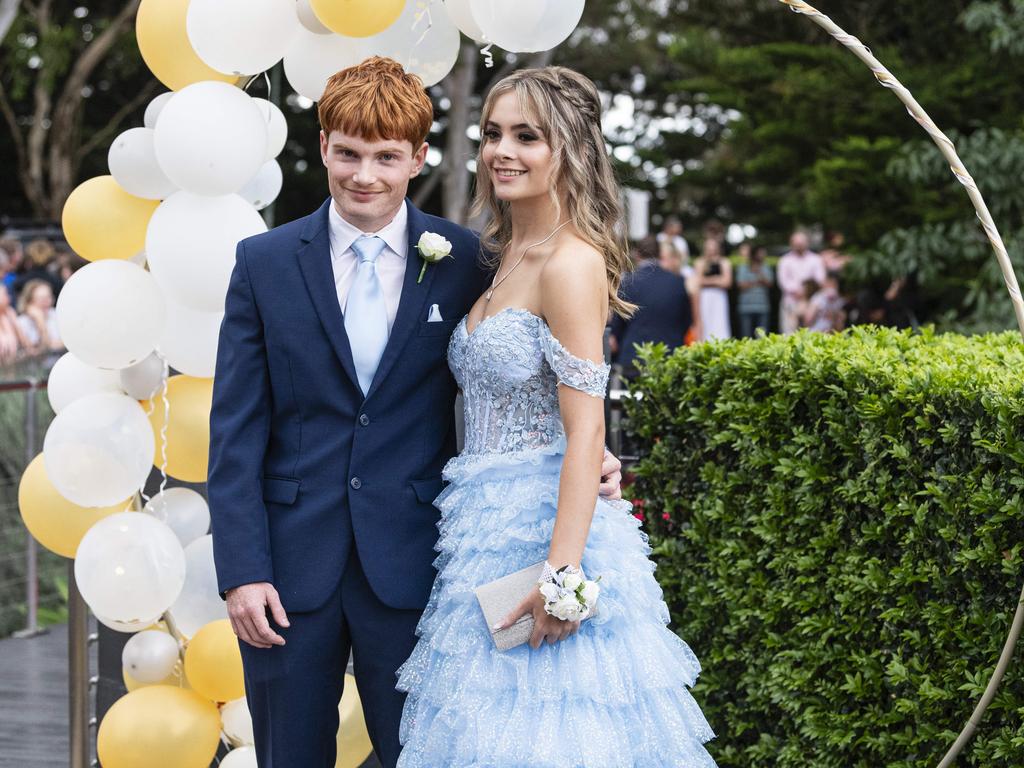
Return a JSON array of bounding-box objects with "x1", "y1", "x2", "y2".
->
[{"x1": 0, "y1": 623, "x2": 88, "y2": 768}]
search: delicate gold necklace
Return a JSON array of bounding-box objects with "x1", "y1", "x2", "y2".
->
[{"x1": 485, "y1": 221, "x2": 570, "y2": 301}]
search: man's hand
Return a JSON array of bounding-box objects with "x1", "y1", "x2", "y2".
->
[
  {"x1": 599, "y1": 449, "x2": 623, "y2": 500},
  {"x1": 226, "y1": 582, "x2": 290, "y2": 649}
]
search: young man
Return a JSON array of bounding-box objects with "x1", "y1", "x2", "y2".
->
[{"x1": 208, "y1": 58, "x2": 622, "y2": 768}]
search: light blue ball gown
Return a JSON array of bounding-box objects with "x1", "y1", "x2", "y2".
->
[{"x1": 396, "y1": 307, "x2": 717, "y2": 767}]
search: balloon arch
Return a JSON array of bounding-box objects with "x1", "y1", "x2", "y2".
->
[{"x1": 15, "y1": 0, "x2": 1019, "y2": 766}]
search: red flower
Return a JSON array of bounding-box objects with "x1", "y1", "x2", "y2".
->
[
  {"x1": 633, "y1": 512, "x2": 644, "y2": 521},
  {"x1": 662, "y1": 512, "x2": 671, "y2": 521}
]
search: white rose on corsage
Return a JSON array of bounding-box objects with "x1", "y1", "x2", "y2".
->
[
  {"x1": 562, "y1": 572, "x2": 583, "y2": 591},
  {"x1": 537, "y1": 561, "x2": 601, "y2": 623},
  {"x1": 416, "y1": 231, "x2": 453, "y2": 283}
]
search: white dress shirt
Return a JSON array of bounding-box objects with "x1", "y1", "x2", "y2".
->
[{"x1": 327, "y1": 201, "x2": 408, "y2": 334}]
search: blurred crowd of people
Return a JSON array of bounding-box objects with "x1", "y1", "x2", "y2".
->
[
  {"x1": 609, "y1": 217, "x2": 916, "y2": 378},
  {"x1": 0, "y1": 236, "x2": 78, "y2": 365}
]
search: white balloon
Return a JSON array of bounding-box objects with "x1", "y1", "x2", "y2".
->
[
  {"x1": 187, "y1": 0, "x2": 299, "y2": 76},
  {"x1": 122, "y1": 629, "x2": 180, "y2": 683},
  {"x1": 238, "y1": 160, "x2": 283, "y2": 212},
  {"x1": 74, "y1": 512, "x2": 186, "y2": 623},
  {"x1": 43, "y1": 393, "x2": 155, "y2": 507},
  {"x1": 144, "y1": 488, "x2": 211, "y2": 548},
  {"x1": 470, "y1": 0, "x2": 584, "y2": 53},
  {"x1": 295, "y1": 0, "x2": 331, "y2": 35},
  {"x1": 283, "y1": 27, "x2": 367, "y2": 102},
  {"x1": 144, "y1": 92, "x2": 174, "y2": 129},
  {"x1": 220, "y1": 746, "x2": 258, "y2": 768},
  {"x1": 56, "y1": 260, "x2": 165, "y2": 370},
  {"x1": 96, "y1": 613, "x2": 163, "y2": 633},
  {"x1": 120, "y1": 351, "x2": 166, "y2": 400},
  {"x1": 154, "y1": 82, "x2": 268, "y2": 196},
  {"x1": 167, "y1": 535, "x2": 227, "y2": 639},
  {"x1": 108, "y1": 128, "x2": 178, "y2": 200},
  {"x1": 443, "y1": 0, "x2": 485, "y2": 41},
  {"x1": 221, "y1": 698, "x2": 255, "y2": 747},
  {"x1": 156, "y1": 291, "x2": 223, "y2": 378},
  {"x1": 146, "y1": 191, "x2": 267, "y2": 313},
  {"x1": 365, "y1": 1, "x2": 461, "y2": 87},
  {"x1": 252, "y1": 98, "x2": 288, "y2": 161},
  {"x1": 47, "y1": 353, "x2": 123, "y2": 414}
]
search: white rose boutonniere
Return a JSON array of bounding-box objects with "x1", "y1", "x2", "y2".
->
[{"x1": 416, "y1": 231, "x2": 453, "y2": 283}]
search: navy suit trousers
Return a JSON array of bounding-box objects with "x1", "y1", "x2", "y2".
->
[{"x1": 240, "y1": 545, "x2": 422, "y2": 768}]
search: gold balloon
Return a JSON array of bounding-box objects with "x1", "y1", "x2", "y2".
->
[
  {"x1": 18, "y1": 454, "x2": 131, "y2": 558},
  {"x1": 97, "y1": 686, "x2": 221, "y2": 768},
  {"x1": 136, "y1": 0, "x2": 237, "y2": 91},
  {"x1": 184, "y1": 619, "x2": 245, "y2": 703},
  {"x1": 61, "y1": 176, "x2": 159, "y2": 262},
  {"x1": 310, "y1": 0, "x2": 404, "y2": 37},
  {"x1": 145, "y1": 375, "x2": 213, "y2": 483},
  {"x1": 336, "y1": 674, "x2": 373, "y2": 768}
]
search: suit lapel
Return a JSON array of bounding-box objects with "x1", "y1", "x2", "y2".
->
[
  {"x1": 364, "y1": 199, "x2": 436, "y2": 401},
  {"x1": 295, "y1": 198, "x2": 361, "y2": 394}
]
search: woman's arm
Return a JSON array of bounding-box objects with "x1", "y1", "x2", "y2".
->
[
  {"x1": 541, "y1": 245, "x2": 608, "y2": 571},
  {"x1": 496, "y1": 242, "x2": 608, "y2": 648}
]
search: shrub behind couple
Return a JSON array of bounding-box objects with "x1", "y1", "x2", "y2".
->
[{"x1": 208, "y1": 57, "x2": 716, "y2": 767}]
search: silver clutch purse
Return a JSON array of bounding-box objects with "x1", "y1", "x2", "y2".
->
[{"x1": 474, "y1": 561, "x2": 597, "y2": 651}]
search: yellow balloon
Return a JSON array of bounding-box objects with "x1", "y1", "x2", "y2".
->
[
  {"x1": 61, "y1": 176, "x2": 159, "y2": 262},
  {"x1": 336, "y1": 674, "x2": 373, "y2": 768},
  {"x1": 18, "y1": 454, "x2": 131, "y2": 558},
  {"x1": 310, "y1": 0, "x2": 404, "y2": 37},
  {"x1": 145, "y1": 375, "x2": 213, "y2": 483},
  {"x1": 97, "y1": 686, "x2": 221, "y2": 768},
  {"x1": 184, "y1": 619, "x2": 245, "y2": 703},
  {"x1": 136, "y1": 0, "x2": 237, "y2": 91}
]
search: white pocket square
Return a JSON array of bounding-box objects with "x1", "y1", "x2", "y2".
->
[{"x1": 427, "y1": 304, "x2": 444, "y2": 322}]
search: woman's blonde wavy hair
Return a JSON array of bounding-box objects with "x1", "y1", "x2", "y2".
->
[{"x1": 472, "y1": 66, "x2": 635, "y2": 318}]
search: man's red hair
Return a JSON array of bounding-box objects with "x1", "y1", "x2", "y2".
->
[{"x1": 318, "y1": 57, "x2": 433, "y2": 147}]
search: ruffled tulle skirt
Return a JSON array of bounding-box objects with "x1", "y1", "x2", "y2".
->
[{"x1": 395, "y1": 444, "x2": 717, "y2": 768}]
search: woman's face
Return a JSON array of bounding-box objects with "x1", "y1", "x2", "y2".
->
[
  {"x1": 480, "y1": 92, "x2": 555, "y2": 204},
  {"x1": 29, "y1": 283, "x2": 54, "y2": 310}
]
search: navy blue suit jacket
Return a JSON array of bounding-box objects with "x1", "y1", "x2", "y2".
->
[
  {"x1": 208, "y1": 198, "x2": 488, "y2": 613},
  {"x1": 609, "y1": 261, "x2": 692, "y2": 376}
]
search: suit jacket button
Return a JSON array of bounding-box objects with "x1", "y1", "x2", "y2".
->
[
  {"x1": 350, "y1": 477, "x2": 361, "y2": 489},
  {"x1": 358, "y1": 413, "x2": 370, "y2": 426}
]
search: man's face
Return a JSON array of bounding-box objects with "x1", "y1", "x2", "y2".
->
[
  {"x1": 791, "y1": 233, "x2": 808, "y2": 254},
  {"x1": 320, "y1": 129, "x2": 428, "y2": 232}
]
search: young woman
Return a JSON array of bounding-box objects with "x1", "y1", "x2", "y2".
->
[
  {"x1": 0, "y1": 283, "x2": 30, "y2": 363},
  {"x1": 16, "y1": 279, "x2": 62, "y2": 354},
  {"x1": 396, "y1": 66, "x2": 717, "y2": 767},
  {"x1": 694, "y1": 237, "x2": 733, "y2": 341}
]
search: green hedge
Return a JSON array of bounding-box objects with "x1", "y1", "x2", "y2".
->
[{"x1": 626, "y1": 327, "x2": 1024, "y2": 767}]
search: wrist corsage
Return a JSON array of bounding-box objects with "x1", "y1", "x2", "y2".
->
[{"x1": 537, "y1": 561, "x2": 600, "y2": 621}]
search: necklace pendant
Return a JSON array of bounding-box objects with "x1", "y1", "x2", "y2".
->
[{"x1": 485, "y1": 289, "x2": 493, "y2": 300}]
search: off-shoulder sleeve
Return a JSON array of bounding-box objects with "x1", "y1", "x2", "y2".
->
[{"x1": 538, "y1": 321, "x2": 610, "y2": 398}]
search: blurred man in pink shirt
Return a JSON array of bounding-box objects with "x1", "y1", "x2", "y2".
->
[{"x1": 777, "y1": 231, "x2": 825, "y2": 334}]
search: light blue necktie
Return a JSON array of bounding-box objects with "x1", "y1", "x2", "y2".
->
[{"x1": 345, "y1": 235, "x2": 389, "y2": 395}]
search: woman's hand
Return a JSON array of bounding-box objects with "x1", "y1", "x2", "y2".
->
[{"x1": 496, "y1": 585, "x2": 580, "y2": 649}]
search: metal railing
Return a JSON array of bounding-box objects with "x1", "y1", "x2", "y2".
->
[{"x1": 0, "y1": 361, "x2": 95, "y2": 768}]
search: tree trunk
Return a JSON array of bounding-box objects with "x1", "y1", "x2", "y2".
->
[
  {"x1": 441, "y1": 40, "x2": 478, "y2": 225},
  {"x1": 0, "y1": 0, "x2": 142, "y2": 219},
  {"x1": 0, "y1": 0, "x2": 18, "y2": 48}
]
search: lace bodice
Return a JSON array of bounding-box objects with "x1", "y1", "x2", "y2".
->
[{"x1": 448, "y1": 307, "x2": 610, "y2": 455}]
